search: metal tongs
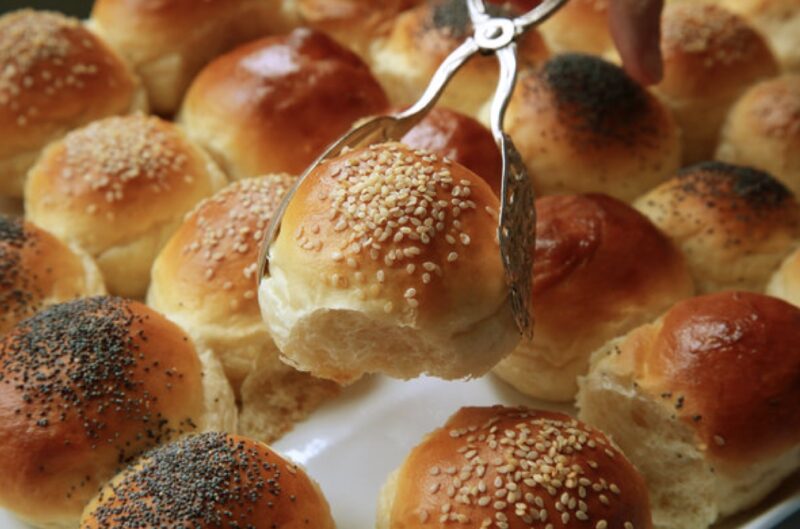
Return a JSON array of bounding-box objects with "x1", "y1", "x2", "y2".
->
[{"x1": 257, "y1": 0, "x2": 567, "y2": 338}]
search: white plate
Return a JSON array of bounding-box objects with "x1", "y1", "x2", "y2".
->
[{"x1": 1, "y1": 375, "x2": 798, "y2": 528}]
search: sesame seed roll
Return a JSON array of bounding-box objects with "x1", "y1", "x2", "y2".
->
[
  {"x1": 768, "y1": 245, "x2": 800, "y2": 307},
  {"x1": 0, "y1": 9, "x2": 146, "y2": 199},
  {"x1": 369, "y1": 0, "x2": 549, "y2": 118},
  {"x1": 504, "y1": 53, "x2": 681, "y2": 202},
  {"x1": 377, "y1": 406, "x2": 653, "y2": 529},
  {"x1": 720, "y1": 0, "x2": 800, "y2": 74},
  {"x1": 25, "y1": 114, "x2": 228, "y2": 299},
  {"x1": 259, "y1": 142, "x2": 518, "y2": 385},
  {"x1": 634, "y1": 162, "x2": 800, "y2": 294},
  {"x1": 148, "y1": 175, "x2": 339, "y2": 441},
  {"x1": 89, "y1": 0, "x2": 284, "y2": 116},
  {"x1": 0, "y1": 297, "x2": 236, "y2": 529},
  {"x1": 493, "y1": 194, "x2": 694, "y2": 403},
  {"x1": 655, "y1": 2, "x2": 779, "y2": 164},
  {"x1": 539, "y1": 0, "x2": 613, "y2": 56},
  {"x1": 0, "y1": 215, "x2": 105, "y2": 335},
  {"x1": 401, "y1": 107, "x2": 503, "y2": 197},
  {"x1": 716, "y1": 74, "x2": 800, "y2": 198},
  {"x1": 179, "y1": 28, "x2": 389, "y2": 181},
  {"x1": 578, "y1": 291, "x2": 800, "y2": 529},
  {"x1": 79, "y1": 433, "x2": 336, "y2": 529}
]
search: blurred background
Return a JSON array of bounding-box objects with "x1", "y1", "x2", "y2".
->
[{"x1": 2, "y1": 1, "x2": 91, "y2": 16}]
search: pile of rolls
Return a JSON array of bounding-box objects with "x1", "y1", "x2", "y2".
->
[{"x1": 0, "y1": 1, "x2": 798, "y2": 528}]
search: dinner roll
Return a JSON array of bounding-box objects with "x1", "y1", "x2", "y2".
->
[
  {"x1": 656, "y1": 2, "x2": 779, "y2": 164},
  {"x1": 369, "y1": 0, "x2": 549, "y2": 117},
  {"x1": 402, "y1": 107, "x2": 502, "y2": 196},
  {"x1": 634, "y1": 162, "x2": 800, "y2": 293},
  {"x1": 767, "y1": 247, "x2": 800, "y2": 306},
  {"x1": 79, "y1": 432, "x2": 335, "y2": 529},
  {"x1": 540, "y1": 0, "x2": 613, "y2": 56},
  {"x1": 505, "y1": 53, "x2": 681, "y2": 202},
  {"x1": 25, "y1": 114, "x2": 228, "y2": 299},
  {"x1": 721, "y1": 0, "x2": 800, "y2": 73},
  {"x1": 293, "y1": 0, "x2": 421, "y2": 58},
  {"x1": 89, "y1": 0, "x2": 283, "y2": 116},
  {"x1": 716, "y1": 74, "x2": 800, "y2": 197},
  {"x1": 0, "y1": 215, "x2": 105, "y2": 334},
  {"x1": 493, "y1": 194, "x2": 693, "y2": 402},
  {"x1": 0, "y1": 297, "x2": 236, "y2": 529},
  {"x1": 148, "y1": 175, "x2": 339, "y2": 441},
  {"x1": 0, "y1": 9, "x2": 145, "y2": 199},
  {"x1": 578, "y1": 292, "x2": 800, "y2": 529},
  {"x1": 260, "y1": 142, "x2": 518, "y2": 384},
  {"x1": 377, "y1": 405, "x2": 653, "y2": 529},
  {"x1": 180, "y1": 28, "x2": 389, "y2": 180}
]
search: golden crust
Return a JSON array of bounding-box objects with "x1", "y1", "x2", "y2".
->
[
  {"x1": 401, "y1": 107, "x2": 502, "y2": 196},
  {"x1": 0, "y1": 297, "x2": 205, "y2": 527},
  {"x1": 506, "y1": 54, "x2": 681, "y2": 201},
  {"x1": 540, "y1": 0, "x2": 612, "y2": 55},
  {"x1": 0, "y1": 217, "x2": 104, "y2": 334},
  {"x1": 79, "y1": 433, "x2": 336, "y2": 529},
  {"x1": 607, "y1": 292, "x2": 800, "y2": 465},
  {"x1": 180, "y1": 28, "x2": 389, "y2": 179},
  {"x1": 386, "y1": 406, "x2": 652, "y2": 529}
]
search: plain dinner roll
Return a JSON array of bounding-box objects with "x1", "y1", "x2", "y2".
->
[
  {"x1": 540, "y1": 0, "x2": 613, "y2": 56},
  {"x1": 0, "y1": 215, "x2": 105, "y2": 334},
  {"x1": 260, "y1": 142, "x2": 518, "y2": 384},
  {"x1": 721, "y1": 0, "x2": 800, "y2": 73},
  {"x1": 25, "y1": 113, "x2": 228, "y2": 299},
  {"x1": 767, "y1": 247, "x2": 800, "y2": 307},
  {"x1": 369, "y1": 0, "x2": 549, "y2": 117},
  {"x1": 493, "y1": 194, "x2": 694, "y2": 402},
  {"x1": 179, "y1": 28, "x2": 389, "y2": 180},
  {"x1": 89, "y1": 0, "x2": 282, "y2": 115},
  {"x1": 402, "y1": 106, "x2": 503, "y2": 196},
  {"x1": 79, "y1": 432, "x2": 336, "y2": 529},
  {"x1": 377, "y1": 406, "x2": 652, "y2": 529},
  {"x1": 148, "y1": 175, "x2": 339, "y2": 441},
  {"x1": 716, "y1": 74, "x2": 800, "y2": 197},
  {"x1": 0, "y1": 297, "x2": 236, "y2": 529},
  {"x1": 656, "y1": 2, "x2": 779, "y2": 164},
  {"x1": 578, "y1": 292, "x2": 800, "y2": 529},
  {"x1": 0, "y1": 9, "x2": 145, "y2": 198},
  {"x1": 293, "y1": 0, "x2": 421, "y2": 58},
  {"x1": 505, "y1": 53, "x2": 682, "y2": 202},
  {"x1": 634, "y1": 162, "x2": 800, "y2": 293}
]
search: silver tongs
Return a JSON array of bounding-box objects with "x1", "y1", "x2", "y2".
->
[{"x1": 257, "y1": 0, "x2": 567, "y2": 339}]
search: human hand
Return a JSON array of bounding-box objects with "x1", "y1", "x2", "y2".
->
[{"x1": 608, "y1": 0, "x2": 664, "y2": 84}]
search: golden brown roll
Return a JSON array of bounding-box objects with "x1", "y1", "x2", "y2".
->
[
  {"x1": 259, "y1": 142, "x2": 518, "y2": 384},
  {"x1": 0, "y1": 297, "x2": 236, "y2": 529},
  {"x1": 505, "y1": 53, "x2": 682, "y2": 202},
  {"x1": 369, "y1": 0, "x2": 549, "y2": 117},
  {"x1": 655, "y1": 2, "x2": 779, "y2": 164},
  {"x1": 377, "y1": 405, "x2": 653, "y2": 529},
  {"x1": 0, "y1": 9, "x2": 145, "y2": 199},
  {"x1": 0, "y1": 215, "x2": 105, "y2": 334},
  {"x1": 89, "y1": 0, "x2": 282, "y2": 116},
  {"x1": 578, "y1": 291, "x2": 800, "y2": 529},
  {"x1": 540, "y1": 0, "x2": 613, "y2": 56},
  {"x1": 493, "y1": 194, "x2": 694, "y2": 402},
  {"x1": 634, "y1": 162, "x2": 800, "y2": 293},
  {"x1": 79, "y1": 432, "x2": 336, "y2": 529},
  {"x1": 179, "y1": 28, "x2": 389, "y2": 180},
  {"x1": 721, "y1": 0, "x2": 800, "y2": 73},
  {"x1": 25, "y1": 114, "x2": 228, "y2": 299},
  {"x1": 716, "y1": 74, "x2": 800, "y2": 197},
  {"x1": 293, "y1": 0, "x2": 421, "y2": 58},
  {"x1": 148, "y1": 175, "x2": 339, "y2": 441},
  {"x1": 402, "y1": 106, "x2": 503, "y2": 196},
  {"x1": 767, "y1": 247, "x2": 800, "y2": 306}
]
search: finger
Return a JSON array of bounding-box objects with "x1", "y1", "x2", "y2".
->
[{"x1": 608, "y1": 0, "x2": 664, "y2": 85}]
